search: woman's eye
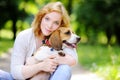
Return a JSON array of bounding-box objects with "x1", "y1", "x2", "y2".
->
[
  {"x1": 54, "y1": 21, "x2": 59, "y2": 25},
  {"x1": 45, "y1": 17, "x2": 49, "y2": 21}
]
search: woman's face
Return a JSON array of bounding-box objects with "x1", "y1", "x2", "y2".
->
[{"x1": 40, "y1": 12, "x2": 62, "y2": 36}]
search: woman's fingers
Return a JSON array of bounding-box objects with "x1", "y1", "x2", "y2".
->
[
  {"x1": 48, "y1": 54, "x2": 57, "y2": 59},
  {"x1": 41, "y1": 57, "x2": 58, "y2": 73},
  {"x1": 50, "y1": 64, "x2": 58, "y2": 72}
]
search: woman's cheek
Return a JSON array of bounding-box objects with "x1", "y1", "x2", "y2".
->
[{"x1": 53, "y1": 25, "x2": 60, "y2": 30}]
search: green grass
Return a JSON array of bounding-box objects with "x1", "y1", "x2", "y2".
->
[
  {"x1": 77, "y1": 43, "x2": 120, "y2": 80},
  {"x1": 0, "y1": 29, "x2": 14, "y2": 56},
  {"x1": 0, "y1": 38, "x2": 14, "y2": 56}
]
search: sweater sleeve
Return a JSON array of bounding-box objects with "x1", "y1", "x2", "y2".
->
[
  {"x1": 63, "y1": 48, "x2": 78, "y2": 64},
  {"x1": 11, "y1": 31, "x2": 28, "y2": 79}
]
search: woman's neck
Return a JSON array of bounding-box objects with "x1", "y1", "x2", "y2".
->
[{"x1": 35, "y1": 34, "x2": 45, "y2": 50}]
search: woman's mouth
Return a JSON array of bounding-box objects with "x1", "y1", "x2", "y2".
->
[
  {"x1": 45, "y1": 28, "x2": 52, "y2": 34},
  {"x1": 45, "y1": 28, "x2": 51, "y2": 32}
]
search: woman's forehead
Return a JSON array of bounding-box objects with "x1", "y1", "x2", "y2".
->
[{"x1": 45, "y1": 12, "x2": 62, "y2": 20}]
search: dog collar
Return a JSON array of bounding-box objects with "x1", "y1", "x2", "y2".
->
[
  {"x1": 42, "y1": 39, "x2": 51, "y2": 46},
  {"x1": 50, "y1": 48, "x2": 54, "y2": 51},
  {"x1": 42, "y1": 39, "x2": 63, "y2": 51}
]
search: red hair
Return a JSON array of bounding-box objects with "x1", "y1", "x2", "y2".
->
[{"x1": 32, "y1": 2, "x2": 70, "y2": 37}]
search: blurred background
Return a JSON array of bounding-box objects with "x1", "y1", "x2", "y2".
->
[{"x1": 0, "y1": 0, "x2": 120, "y2": 80}]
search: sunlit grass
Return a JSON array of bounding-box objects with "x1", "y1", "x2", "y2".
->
[
  {"x1": 77, "y1": 43, "x2": 120, "y2": 80},
  {"x1": 96, "y1": 65, "x2": 120, "y2": 80},
  {"x1": 0, "y1": 29, "x2": 14, "y2": 56},
  {"x1": 0, "y1": 38, "x2": 13, "y2": 55}
]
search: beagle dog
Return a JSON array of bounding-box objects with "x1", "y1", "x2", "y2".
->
[
  {"x1": 26, "y1": 27, "x2": 80, "y2": 80},
  {"x1": 33, "y1": 27, "x2": 81, "y2": 62}
]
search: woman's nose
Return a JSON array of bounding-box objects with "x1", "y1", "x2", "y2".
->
[{"x1": 48, "y1": 22, "x2": 53, "y2": 29}]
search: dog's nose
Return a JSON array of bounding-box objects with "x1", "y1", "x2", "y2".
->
[{"x1": 76, "y1": 37, "x2": 81, "y2": 42}]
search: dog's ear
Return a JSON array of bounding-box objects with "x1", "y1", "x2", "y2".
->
[{"x1": 49, "y1": 30, "x2": 62, "y2": 50}]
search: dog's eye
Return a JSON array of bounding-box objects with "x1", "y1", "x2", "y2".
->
[{"x1": 65, "y1": 30, "x2": 71, "y2": 35}]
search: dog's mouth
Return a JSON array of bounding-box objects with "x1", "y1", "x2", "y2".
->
[{"x1": 63, "y1": 40, "x2": 77, "y2": 48}]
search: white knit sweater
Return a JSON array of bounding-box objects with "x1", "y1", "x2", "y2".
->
[{"x1": 10, "y1": 28, "x2": 78, "y2": 79}]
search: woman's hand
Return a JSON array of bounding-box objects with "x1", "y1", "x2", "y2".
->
[{"x1": 40, "y1": 55, "x2": 58, "y2": 73}]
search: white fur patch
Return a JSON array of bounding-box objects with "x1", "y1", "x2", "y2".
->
[{"x1": 34, "y1": 46, "x2": 58, "y2": 61}]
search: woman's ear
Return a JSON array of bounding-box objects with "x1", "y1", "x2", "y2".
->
[{"x1": 49, "y1": 30, "x2": 62, "y2": 50}]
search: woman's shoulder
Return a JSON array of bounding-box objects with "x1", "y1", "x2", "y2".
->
[
  {"x1": 19, "y1": 28, "x2": 32, "y2": 35},
  {"x1": 16, "y1": 28, "x2": 34, "y2": 40},
  {"x1": 17, "y1": 28, "x2": 33, "y2": 37}
]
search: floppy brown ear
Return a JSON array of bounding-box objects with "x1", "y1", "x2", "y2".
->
[{"x1": 49, "y1": 30, "x2": 62, "y2": 50}]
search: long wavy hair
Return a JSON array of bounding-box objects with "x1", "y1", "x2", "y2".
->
[{"x1": 31, "y1": 1, "x2": 70, "y2": 37}]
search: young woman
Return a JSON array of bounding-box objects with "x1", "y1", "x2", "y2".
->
[{"x1": 1, "y1": 1, "x2": 78, "y2": 80}]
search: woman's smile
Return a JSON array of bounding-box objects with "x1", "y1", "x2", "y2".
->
[
  {"x1": 45, "y1": 27, "x2": 52, "y2": 33},
  {"x1": 40, "y1": 12, "x2": 62, "y2": 36}
]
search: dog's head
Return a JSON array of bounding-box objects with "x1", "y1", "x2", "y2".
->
[{"x1": 49, "y1": 27, "x2": 81, "y2": 50}]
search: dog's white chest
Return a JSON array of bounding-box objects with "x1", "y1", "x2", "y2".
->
[{"x1": 34, "y1": 46, "x2": 58, "y2": 61}]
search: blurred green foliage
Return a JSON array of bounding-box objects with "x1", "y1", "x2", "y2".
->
[
  {"x1": 77, "y1": 43, "x2": 120, "y2": 80},
  {"x1": 73, "y1": 0, "x2": 120, "y2": 45},
  {"x1": 1, "y1": 0, "x2": 120, "y2": 45}
]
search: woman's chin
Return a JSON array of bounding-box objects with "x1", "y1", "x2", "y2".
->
[{"x1": 43, "y1": 32, "x2": 51, "y2": 36}]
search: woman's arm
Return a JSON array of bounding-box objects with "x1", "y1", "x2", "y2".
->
[
  {"x1": 22, "y1": 55, "x2": 58, "y2": 79},
  {"x1": 57, "y1": 48, "x2": 78, "y2": 66},
  {"x1": 11, "y1": 45, "x2": 58, "y2": 79},
  {"x1": 57, "y1": 54, "x2": 76, "y2": 66},
  {"x1": 11, "y1": 31, "x2": 58, "y2": 79}
]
